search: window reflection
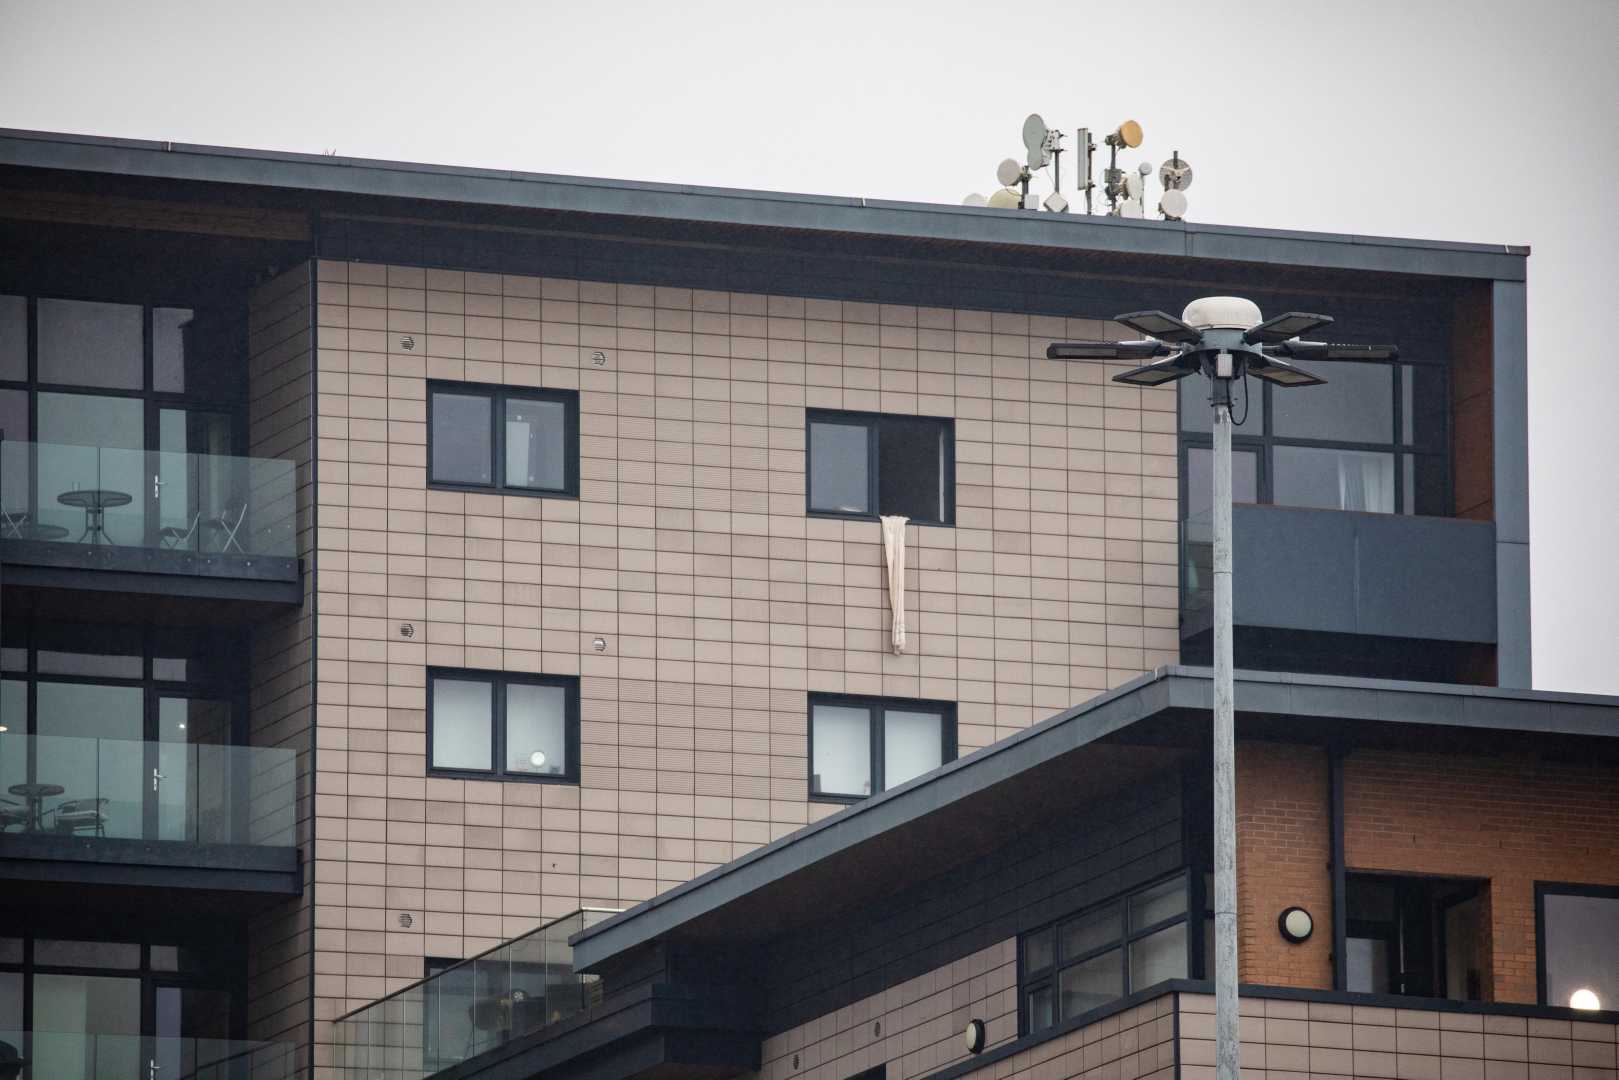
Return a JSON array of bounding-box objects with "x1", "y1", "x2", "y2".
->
[
  {"x1": 37, "y1": 299, "x2": 142, "y2": 390},
  {"x1": 1273, "y1": 447, "x2": 1395, "y2": 513}
]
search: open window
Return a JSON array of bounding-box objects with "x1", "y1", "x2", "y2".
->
[{"x1": 1344, "y1": 873, "x2": 1486, "y2": 1001}]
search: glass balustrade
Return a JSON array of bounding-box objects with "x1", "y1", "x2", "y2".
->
[
  {"x1": 0, "y1": 1030, "x2": 296, "y2": 1080},
  {"x1": 332, "y1": 909, "x2": 619, "y2": 1080},
  {"x1": 0, "y1": 440, "x2": 295, "y2": 561},
  {"x1": 0, "y1": 734, "x2": 295, "y2": 848}
]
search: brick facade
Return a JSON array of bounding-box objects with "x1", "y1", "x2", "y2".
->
[
  {"x1": 1236, "y1": 742, "x2": 1334, "y2": 990},
  {"x1": 1344, "y1": 749, "x2": 1619, "y2": 1005}
]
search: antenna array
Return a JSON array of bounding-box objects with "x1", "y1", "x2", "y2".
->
[{"x1": 963, "y1": 115, "x2": 1196, "y2": 222}]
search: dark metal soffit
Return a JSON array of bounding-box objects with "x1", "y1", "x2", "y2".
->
[
  {"x1": 0, "y1": 128, "x2": 1528, "y2": 281},
  {"x1": 571, "y1": 667, "x2": 1619, "y2": 970}
]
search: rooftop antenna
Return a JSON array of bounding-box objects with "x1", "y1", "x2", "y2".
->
[
  {"x1": 1022, "y1": 114, "x2": 1066, "y2": 211},
  {"x1": 1159, "y1": 151, "x2": 1193, "y2": 220},
  {"x1": 996, "y1": 156, "x2": 1036, "y2": 209},
  {"x1": 1102, "y1": 120, "x2": 1143, "y2": 215},
  {"x1": 1075, "y1": 127, "x2": 1096, "y2": 214}
]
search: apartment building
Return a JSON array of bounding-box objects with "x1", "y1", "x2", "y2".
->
[{"x1": 0, "y1": 129, "x2": 1603, "y2": 1080}]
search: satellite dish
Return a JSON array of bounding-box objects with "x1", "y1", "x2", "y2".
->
[
  {"x1": 1120, "y1": 198, "x2": 1144, "y2": 219},
  {"x1": 1023, "y1": 114, "x2": 1050, "y2": 168},
  {"x1": 1160, "y1": 154, "x2": 1193, "y2": 191},
  {"x1": 1124, "y1": 171, "x2": 1144, "y2": 200},
  {"x1": 1159, "y1": 189, "x2": 1188, "y2": 219},
  {"x1": 996, "y1": 158, "x2": 1024, "y2": 188},
  {"x1": 1043, "y1": 191, "x2": 1070, "y2": 213},
  {"x1": 986, "y1": 187, "x2": 1022, "y2": 209},
  {"x1": 962, "y1": 193, "x2": 989, "y2": 207},
  {"x1": 1109, "y1": 120, "x2": 1143, "y2": 149},
  {"x1": 1138, "y1": 162, "x2": 1153, "y2": 177}
]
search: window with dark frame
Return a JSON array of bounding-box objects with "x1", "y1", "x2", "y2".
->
[
  {"x1": 1536, "y1": 883, "x2": 1619, "y2": 1011},
  {"x1": 808, "y1": 694, "x2": 956, "y2": 802},
  {"x1": 1177, "y1": 354, "x2": 1448, "y2": 518},
  {"x1": 806, "y1": 410, "x2": 954, "y2": 525},
  {"x1": 428, "y1": 382, "x2": 578, "y2": 497},
  {"x1": 1019, "y1": 872, "x2": 1191, "y2": 1034},
  {"x1": 427, "y1": 669, "x2": 580, "y2": 784}
]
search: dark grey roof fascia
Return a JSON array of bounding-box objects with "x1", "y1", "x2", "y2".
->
[
  {"x1": 0, "y1": 128, "x2": 1527, "y2": 282},
  {"x1": 570, "y1": 667, "x2": 1619, "y2": 969}
]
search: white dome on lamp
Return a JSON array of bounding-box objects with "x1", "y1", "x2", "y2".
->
[{"x1": 1182, "y1": 296, "x2": 1262, "y2": 331}]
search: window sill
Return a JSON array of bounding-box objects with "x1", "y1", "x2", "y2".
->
[
  {"x1": 426, "y1": 767, "x2": 580, "y2": 785},
  {"x1": 809, "y1": 792, "x2": 868, "y2": 805},
  {"x1": 806, "y1": 510, "x2": 953, "y2": 527},
  {"x1": 427, "y1": 481, "x2": 579, "y2": 500}
]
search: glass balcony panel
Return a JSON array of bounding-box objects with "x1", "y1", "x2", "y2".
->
[
  {"x1": 333, "y1": 910, "x2": 618, "y2": 1075},
  {"x1": 0, "y1": 439, "x2": 295, "y2": 561},
  {"x1": 469, "y1": 950, "x2": 512, "y2": 1058},
  {"x1": 0, "y1": 733, "x2": 294, "y2": 849}
]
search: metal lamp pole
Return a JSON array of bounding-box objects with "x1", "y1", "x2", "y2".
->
[
  {"x1": 1209, "y1": 356, "x2": 1239, "y2": 1080},
  {"x1": 1048, "y1": 299, "x2": 1395, "y2": 1080}
]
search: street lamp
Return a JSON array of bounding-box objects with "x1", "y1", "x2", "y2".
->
[{"x1": 1048, "y1": 296, "x2": 1397, "y2": 1080}]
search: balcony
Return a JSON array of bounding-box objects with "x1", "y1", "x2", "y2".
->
[
  {"x1": 333, "y1": 909, "x2": 619, "y2": 1080},
  {"x1": 0, "y1": 733, "x2": 298, "y2": 897},
  {"x1": 0, "y1": 1031, "x2": 296, "y2": 1080},
  {"x1": 0, "y1": 440, "x2": 299, "y2": 613},
  {"x1": 1181, "y1": 505, "x2": 1499, "y2": 680}
]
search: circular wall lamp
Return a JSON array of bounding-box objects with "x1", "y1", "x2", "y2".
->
[
  {"x1": 964, "y1": 1018, "x2": 986, "y2": 1054},
  {"x1": 1278, "y1": 907, "x2": 1314, "y2": 944}
]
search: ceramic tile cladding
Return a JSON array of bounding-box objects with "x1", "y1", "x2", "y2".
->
[
  {"x1": 1178, "y1": 992, "x2": 1619, "y2": 1080},
  {"x1": 307, "y1": 262, "x2": 1179, "y2": 1041}
]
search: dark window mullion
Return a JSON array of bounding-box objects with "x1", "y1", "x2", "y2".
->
[
  {"x1": 492, "y1": 673, "x2": 506, "y2": 779},
  {"x1": 870, "y1": 704, "x2": 884, "y2": 795},
  {"x1": 490, "y1": 389, "x2": 505, "y2": 490},
  {"x1": 867, "y1": 416, "x2": 880, "y2": 517}
]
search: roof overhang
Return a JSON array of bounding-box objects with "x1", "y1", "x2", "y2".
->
[
  {"x1": 0, "y1": 128, "x2": 1528, "y2": 282},
  {"x1": 571, "y1": 667, "x2": 1619, "y2": 971}
]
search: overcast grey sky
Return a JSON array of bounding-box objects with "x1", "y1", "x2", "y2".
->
[{"x1": 2, "y1": 0, "x2": 1615, "y2": 692}]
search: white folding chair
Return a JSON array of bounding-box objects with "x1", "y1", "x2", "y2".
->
[{"x1": 210, "y1": 503, "x2": 248, "y2": 553}]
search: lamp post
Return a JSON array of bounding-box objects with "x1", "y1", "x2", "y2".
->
[{"x1": 1048, "y1": 298, "x2": 1396, "y2": 1080}]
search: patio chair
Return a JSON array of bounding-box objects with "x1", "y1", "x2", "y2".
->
[
  {"x1": 0, "y1": 799, "x2": 29, "y2": 833},
  {"x1": 159, "y1": 511, "x2": 202, "y2": 550},
  {"x1": 208, "y1": 502, "x2": 248, "y2": 554},
  {"x1": 48, "y1": 797, "x2": 109, "y2": 837}
]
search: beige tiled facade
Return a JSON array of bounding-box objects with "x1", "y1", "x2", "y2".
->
[
  {"x1": 297, "y1": 258, "x2": 1179, "y2": 1061},
  {"x1": 1178, "y1": 993, "x2": 1619, "y2": 1080}
]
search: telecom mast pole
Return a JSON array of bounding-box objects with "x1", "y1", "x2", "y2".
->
[{"x1": 1211, "y1": 355, "x2": 1240, "y2": 1080}]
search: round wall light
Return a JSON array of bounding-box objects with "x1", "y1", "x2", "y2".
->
[
  {"x1": 1278, "y1": 907, "x2": 1314, "y2": 944},
  {"x1": 529, "y1": 750, "x2": 547, "y2": 769},
  {"x1": 1569, "y1": 988, "x2": 1602, "y2": 1011},
  {"x1": 964, "y1": 1018, "x2": 986, "y2": 1054}
]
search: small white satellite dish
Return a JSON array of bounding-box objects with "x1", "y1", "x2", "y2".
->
[
  {"x1": 1044, "y1": 191, "x2": 1070, "y2": 213},
  {"x1": 1160, "y1": 189, "x2": 1188, "y2": 219},
  {"x1": 1138, "y1": 162, "x2": 1153, "y2": 177},
  {"x1": 962, "y1": 193, "x2": 989, "y2": 207},
  {"x1": 1022, "y1": 114, "x2": 1050, "y2": 168},
  {"x1": 996, "y1": 158, "x2": 1024, "y2": 188},
  {"x1": 1124, "y1": 171, "x2": 1144, "y2": 199},
  {"x1": 986, "y1": 187, "x2": 1022, "y2": 209},
  {"x1": 1120, "y1": 198, "x2": 1144, "y2": 219},
  {"x1": 1160, "y1": 154, "x2": 1194, "y2": 191}
]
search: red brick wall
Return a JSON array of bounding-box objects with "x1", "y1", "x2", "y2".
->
[
  {"x1": 1235, "y1": 742, "x2": 1334, "y2": 988},
  {"x1": 1344, "y1": 748, "x2": 1619, "y2": 1004}
]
